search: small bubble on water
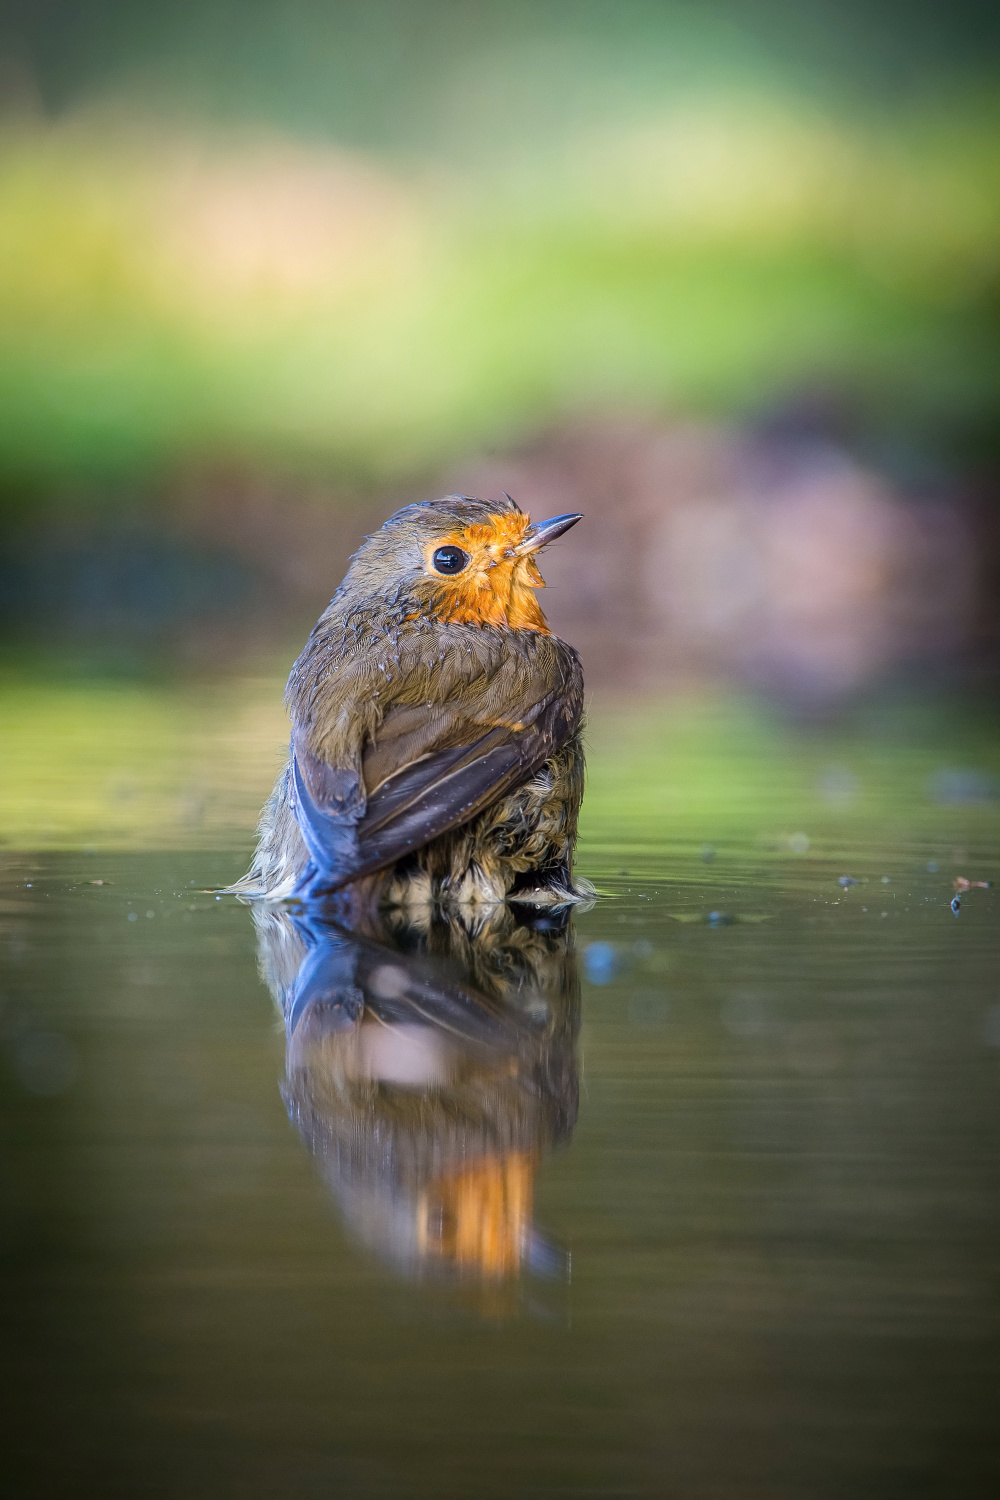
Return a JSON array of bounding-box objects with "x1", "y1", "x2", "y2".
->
[
  {"x1": 927, "y1": 861, "x2": 939, "y2": 873},
  {"x1": 127, "y1": 912, "x2": 138, "y2": 922},
  {"x1": 146, "y1": 911, "x2": 155, "y2": 919}
]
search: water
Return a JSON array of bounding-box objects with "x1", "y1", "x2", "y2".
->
[{"x1": 3, "y1": 694, "x2": 1000, "y2": 1497}]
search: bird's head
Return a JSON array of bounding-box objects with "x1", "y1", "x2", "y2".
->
[{"x1": 342, "y1": 494, "x2": 582, "y2": 632}]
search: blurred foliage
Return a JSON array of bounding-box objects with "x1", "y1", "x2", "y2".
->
[
  {"x1": 6, "y1": 1, "x2": 1000, "y2": 144},
  {"x1": 0, "y1": 98, "x2": 997, "y2": 501},
  {"x1": 0, "y1": 1, "x2": 997, "y2": 506},
  {"x1": 2, "y1": 671, "x2": 998, "y2": 862}
]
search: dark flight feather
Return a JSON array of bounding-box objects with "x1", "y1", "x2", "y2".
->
[{"x1": 292, "y1": 674, "x2": 580, "y2": 898}]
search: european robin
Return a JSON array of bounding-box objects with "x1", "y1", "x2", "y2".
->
[{"x1": 239, "y1": 494, "x2": 585, "y2": 907}]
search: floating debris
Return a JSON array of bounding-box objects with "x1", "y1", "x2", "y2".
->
[
  {"x1": 951, "y1": 895, "x2": 962, "y2": 915},
  {"x1": 700, "y1": 846, "x2": 716, "y2": 863},
  {"x1": 838, "y1": 875, "x2": 859, "y2": 888}
]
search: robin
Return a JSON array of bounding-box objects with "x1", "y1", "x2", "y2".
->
[{"x1": 239, "y1": 493, "x2": 585, "y2": 908}]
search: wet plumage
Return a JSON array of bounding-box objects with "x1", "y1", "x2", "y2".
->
[{"x1": 237, "y1": 493, "x2": 586, "y2": 908}]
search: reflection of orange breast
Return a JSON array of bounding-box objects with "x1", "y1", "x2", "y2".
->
[{"x1": 418, "y1": 1152, "x2": 537, "y2": 1278}]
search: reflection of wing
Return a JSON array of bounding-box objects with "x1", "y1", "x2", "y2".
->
[
  {"x1": 284, "y1": 914, "x2": 528, "y2": 1048},
  {"x1": 292, "y1": 667, "x2": 581, "y2": 896}
]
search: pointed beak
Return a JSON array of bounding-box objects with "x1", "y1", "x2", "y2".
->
[{"x1": 513, "y1": 512, "x2": 583, "y2": 555}]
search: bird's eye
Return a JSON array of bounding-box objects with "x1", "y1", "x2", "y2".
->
[{"x1": 431, "y1": 545, "x2": 469, "y2": 575}]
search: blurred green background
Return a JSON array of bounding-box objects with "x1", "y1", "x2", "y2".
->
[
  {"x1": 1, "y1": 0, "x2": 998, "y2": 490},
  {"x1": 1, "y1": 0, "x2": 999, "y2": 845}
]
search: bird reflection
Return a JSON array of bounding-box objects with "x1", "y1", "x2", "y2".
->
[{"x1": 253, "y1": 899, "x2": 579, "y2": 1281}]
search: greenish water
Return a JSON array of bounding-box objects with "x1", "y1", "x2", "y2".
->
[{"x1": 2, "y1": 697, "x2": 1000, "y2": 1497}]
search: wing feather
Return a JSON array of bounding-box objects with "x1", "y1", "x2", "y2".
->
[{"x1": 291, "y1": 644, "x2": 580, "y2": 898}]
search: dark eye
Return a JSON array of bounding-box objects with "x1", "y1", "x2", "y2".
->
[{"x1": 431, "y1": 545, "x2": 469, "y2": 575}]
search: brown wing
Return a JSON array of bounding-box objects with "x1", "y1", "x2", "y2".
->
[{"x1": 291, "y1": 647, "x2": 582, "y2": 896}]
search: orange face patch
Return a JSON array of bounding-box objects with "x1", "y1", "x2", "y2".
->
[{"x1": 422, "y1": 511, "x2": 550, "y2": 631}]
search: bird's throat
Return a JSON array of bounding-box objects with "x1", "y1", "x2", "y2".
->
[{"x1": 429, "y1": 555, "x2": 550, "y2": 632}]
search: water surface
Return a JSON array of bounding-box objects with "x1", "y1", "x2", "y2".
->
[{"x1": 2, "y1": 692, "x2": 999, "y2": 1497}]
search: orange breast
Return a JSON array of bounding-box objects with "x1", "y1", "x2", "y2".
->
[{"x1": 426, "y1": 513, "x2": 551, "y2": 632}]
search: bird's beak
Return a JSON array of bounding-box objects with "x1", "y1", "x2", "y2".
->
[{"x1": 513, "y1": 512, "x2": 583, "y2": 555}]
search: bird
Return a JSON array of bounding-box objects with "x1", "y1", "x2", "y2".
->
[{"x1": 236, "y1": 493, "x2": 586, "y2": 910}]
